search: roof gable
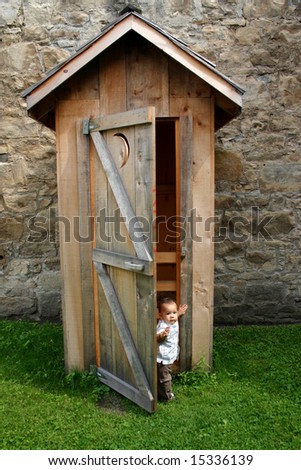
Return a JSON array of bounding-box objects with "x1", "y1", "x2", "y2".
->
[{"x1": 22, "y1": 12, "x2": 244, "y2": 127}]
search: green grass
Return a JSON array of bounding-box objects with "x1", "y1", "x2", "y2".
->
[{"x1": 0, "y1": 320, "x2": 300, "y2": 449}]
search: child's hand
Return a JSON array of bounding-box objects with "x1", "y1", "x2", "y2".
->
[
  {"x1": 178, "y1": 304, "x2": 188, "y2": 317},
  {"x1": 163, "y1": 326, "x2": 170, "y2": 337}
]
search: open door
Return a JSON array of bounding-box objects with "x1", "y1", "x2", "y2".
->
[{"x1": 87, "y1": 107, "x2": 157, "y2": 413}]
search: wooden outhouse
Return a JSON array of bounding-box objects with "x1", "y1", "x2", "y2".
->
[{"x1": 22, "y1": 9, "x2": 244, "y2": 412}]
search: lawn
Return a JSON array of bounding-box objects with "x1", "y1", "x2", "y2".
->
[{"x1": 0, "y1": 320, "x2": 300, "y2": 450}]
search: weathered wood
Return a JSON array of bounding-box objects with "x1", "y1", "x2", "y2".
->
[
  {"x1": 25, "y1": 14, "x2": 242, "y2": 120},
  {"x1": 93, "y1": 248, "x2": 153, "y2": 275},
  {"x1": 155, "y1": 252, "x2": 177, "y2": 263},
  {"x1": 91, "y1": 107, "x2": 157, "y2": 411},
  {"x1": 126, "y1": 34, "x2": 169, "y2": 116},
  {"x1": 134, "y1": 119, "x2": 157, "y2": 396},
  {"x1": 179, "y1": 115, "x2": 193, "y2": 371},
  {"x1": 97, "y1": 367, "x2": 155, "y2": 413},
  {"x1": 191, "y1": 98, "x2": 214, "y2": 368},
  {"x1": 175, "y1": 119, "x2": 181, "y2": 307},
  {"x1": 132, "y1": 17, "x2": 242, "y2": 106},
  {"x1": 105, "y1": 126, "x2": 137, "y2": 382},
  {"x1": 76, "y1": 122, "x2": 95, "y2": 369},
  {"x1": 89, "y1": 107, "x2": 154, "y2": 132},
  {"x1": 99, "y1": 42, "x2": 127, "y2": 115},
  {"x1": 56, "y1": 100, "x2": 99, "y2": 371},
  {"x1": 91, "y1": 128, "x2": 153, "y2": 261},
  {"x1": 26, "y1": 16, "x2": 133, "y2": 110},
  {"x1": 157, "y1": 280, "x2": 177, "y2": 291},
  {"x1": 94, "y1": 261, "x2": 154, "y2": 400}
]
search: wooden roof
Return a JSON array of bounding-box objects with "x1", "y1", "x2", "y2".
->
[{"x1": 22, "y1": 11, "x2": 244, "y2": 129}]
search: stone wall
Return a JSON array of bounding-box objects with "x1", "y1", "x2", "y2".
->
[{"x1": 0, "y1": 0, "x2": 300, "y2": 324}]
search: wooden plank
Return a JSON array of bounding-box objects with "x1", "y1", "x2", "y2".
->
[
  {"x1": 96, "y1": 367, "x2": 155, "y2": 413},
  {"x1": 76, "y1": 122, "x2": 95, "y2": 368},
  {"x1": 175, "y1": 119, "x2": 181, "y2": 307},
  {"x1": 99, "y1": 41, "x2": 126, "y2": 115},
  {"x1": 55, "y1": 100, "x2": 99, "y2": 371},
  {"x1": 156, "y1": 252, "x2": 177, "y2": 263},
  {"x1": 89, "y1": 107, "x2": 153, "y2": 132},
  {"x1": 169, "y1": 59, "x2": 211, "y2": 116},
  {"x1": 126, "y1": 34, "x2": 169, "y2": 116},
  {"x1": 91, "y1": 130, "x2": 153, "y2": 261},
  {"x1": 134, "y1": 119, "x2": 157, "y2": 403},
  {"x1": 157, "y1": 280, "x2": 177, "y2": 291},
  {"x1": 89, "y1": 125, "x2": 101, "y2": 369},
  {"x1": 94, "y1": 261, "x2": 154, "y2": 401},
  {"x1": 179, "y1": 115, "x2": 193, "y2": 371},
  {"x1": 132, "y1": 17, "x2": 243, "y2": 107},
  {"x1": 191, "y1": 98, "x2": 214, "y2": 369},
  {"x1": 26, "y1": 16, "x2": 134, "y2": 110},
  {"x1": 93, "y1": 248, "x2": 153, "y2": 275},
  {"x1": 105, "y1": 126, "x2": 137, "y2": 382},
  {"x1": 92, "y1": 135, "x2": 114, "y2": 373}
]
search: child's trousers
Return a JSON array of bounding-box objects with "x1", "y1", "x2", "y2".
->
[{"x1": 157, "y1": 362, "x2": 173, "y2": 401}]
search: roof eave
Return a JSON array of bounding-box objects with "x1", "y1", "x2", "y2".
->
[{"x1": 22, "y1": 12, "x2": 244, "y2": 116}]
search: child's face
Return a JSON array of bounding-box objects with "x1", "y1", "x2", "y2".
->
[{"x1": 159, "y1": 302, "x2": 178, "y2": 325}]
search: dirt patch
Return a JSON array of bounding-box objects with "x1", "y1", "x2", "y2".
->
[{"x1": 97, "y1": 393, "x2": 127, "y2": 414}]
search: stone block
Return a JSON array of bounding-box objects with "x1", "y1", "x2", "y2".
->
[
  {"x1": 245, "y1": 284, "x2": 286, "y2": 304},
  {"x1": 0, "y1": 215, "x2": 24, "y2": 241},
  {"x1": 259, "y1": 164, "x2": 301, "y2": 193},
  {"x1": 0, "y1": 0, "x2": 21, "y2": 26},
  {"x1": 246, "y1": 250, "x2": 274, "y2": 265},
  {"x1": 5, "y1": 259, "x2": 42, "y2": 277},
  {"x1": 0, "y1": 295, "x2": 36, "y2": 317},
  {"x1": 20, "y1": 240, "x2": 57, "y2": 257},
  {"x1": 43, "y1": 258, "x2": 61, "y2": 271},
  {"x1": 214, "y1": 285, "x2": 230, "y2": 305},
  {"x1": 266, "y1": 212, "x2": 295, "y2": 236},
  {"x1": 37, "y1": 291, "x2": 61, "y2": 319},
  {"x1": 41, "y1": 47, "x2": 70, "y2": 71},
  {"x1": 214, "y1": 304, "x2": 255, "y2": 326},
  {"x1": 36, "y1": 271, "x2": 62, "y2": 291},
  {"x1": 1, "y1": 43, "x2": 42, "y2": 77},
  {"x1": 215, "y1": 148, "x2": 243, "y2": 182},
  {"x1": 4, "y1": 192, "x2": 37, "y2": 214}
]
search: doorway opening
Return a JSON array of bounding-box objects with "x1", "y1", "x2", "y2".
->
[{"x1": 155, "y1": 119, "x2": 180, "y2": 308}]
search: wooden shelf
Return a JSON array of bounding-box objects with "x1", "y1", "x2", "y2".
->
[
  {"x1": 155, "y1": 252, "x2": 177, "y2": 264},
  {"x1": 156, "y1": 280, "x2": 177, "y2": 291}
]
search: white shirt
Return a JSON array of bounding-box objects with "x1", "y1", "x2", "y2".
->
[{"x1": 156, "y1": 319, "x2": 179, "y2": 365}]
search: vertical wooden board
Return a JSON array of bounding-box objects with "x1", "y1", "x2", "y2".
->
[
  {"x1": 191, "y1": 97, "x2": 214, "y2": 368},
  {"x1": 92, "y1": 134, "x2": 114, "y2": 372},
  {"x1": 169, "y1": 61, "x2": 214, "y2": 369},
  {"x1": 126, "y1": 34, "x2": 169, "y2": 116},
  {"x1": 179, "y1": 115, "x2": 193, "y2": 371},
  {"x1": 60, "y1": 60, "x2": 99, "y2": 101},
  {"x1": 99, "y1": 42, "x2": 127, "y2": 115},
  {"x1": 97, "y1": 127, "x2": 137, "y2": 384},
  {"x1": 135, "y1": 116, "x2": 157, "y2": 393},
  {"x1": 56, "y1": 99, "x2": 99, "y2": 371},
  {"x1": 76, "y1": 122, "x2": 95, "y2": 369},
  {"x1": 169, "y1": 59, "x2": 211, "y2": 116}
]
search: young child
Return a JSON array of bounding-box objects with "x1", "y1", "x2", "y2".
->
[{"x1": 156, "y1": 297, "x2": 188, "y2": 402}]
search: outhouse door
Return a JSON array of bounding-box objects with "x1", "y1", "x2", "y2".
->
[{"x1": 88, "y1": 107, "x2": 157, "y2": 413}]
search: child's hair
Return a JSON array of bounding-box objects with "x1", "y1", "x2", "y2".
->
[{"x1": 157, "y1": 297, "x2": 177, "y2": 313}]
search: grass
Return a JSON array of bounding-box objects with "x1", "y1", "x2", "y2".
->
[{"x1": 0, "y1": 320, "x2": 300, "y2": 450}]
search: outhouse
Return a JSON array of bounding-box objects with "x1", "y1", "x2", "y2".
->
[{"x1": 22, "y1": 8, "x2": 244, "y2": 412}]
